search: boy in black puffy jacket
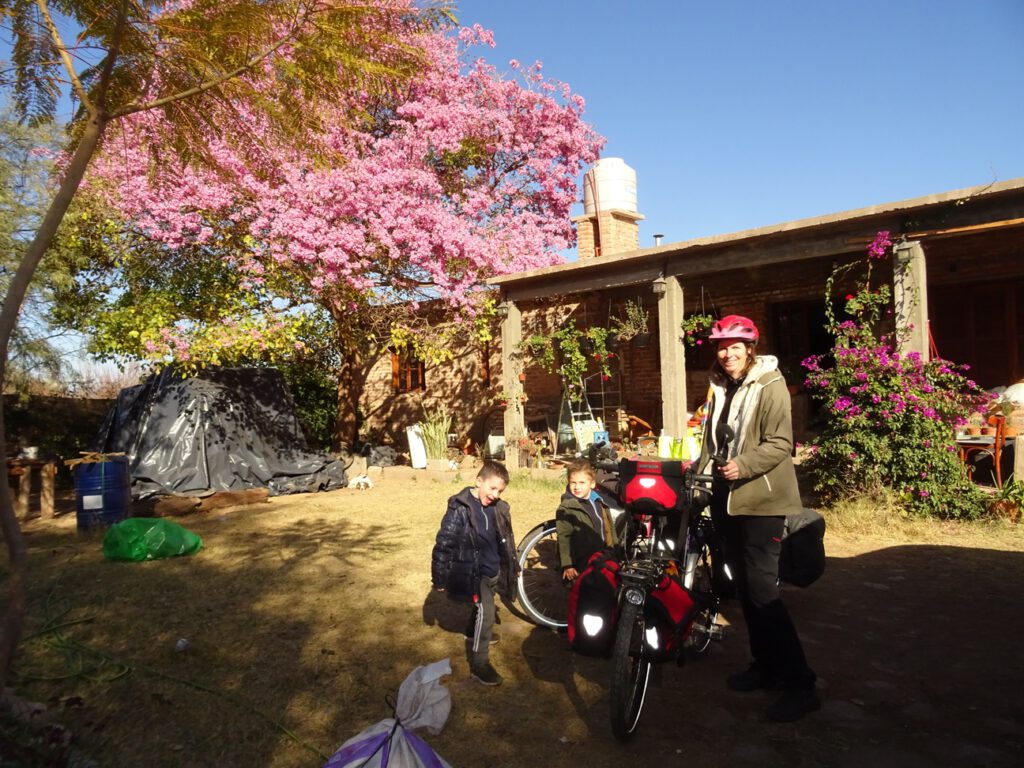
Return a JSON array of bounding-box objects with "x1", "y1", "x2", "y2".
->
[{"x1": 431, "y1": 460, "x2": 518, "y2": 686}]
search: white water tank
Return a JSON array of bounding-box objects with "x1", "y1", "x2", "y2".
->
[{"x1": 583, "y1": 157, "x2": 637, "y2": 214}]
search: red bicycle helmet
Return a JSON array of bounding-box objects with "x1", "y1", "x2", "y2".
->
[{"x1": 708, "y1": 314, "x2": 759, "y2": 343}]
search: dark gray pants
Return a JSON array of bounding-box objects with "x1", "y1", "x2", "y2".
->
[
  {"x1": 712, "y1": 495, "x2": 816, "y2": 691},
  {"x1": 468, "y1": 574, "x2": 498, "y2": 668}
]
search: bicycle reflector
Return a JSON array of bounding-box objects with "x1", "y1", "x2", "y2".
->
[
  {"x1": 581, "y1": 614, "x2": 605, "y2": 636},
  {"x1": 644, "y1": 627, "x2": 660, "y2": 650}
]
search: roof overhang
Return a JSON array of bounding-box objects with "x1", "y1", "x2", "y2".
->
[{"x1": 489, "y1": 178, "x2": 1024, "y2": 302}]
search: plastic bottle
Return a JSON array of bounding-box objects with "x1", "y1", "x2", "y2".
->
[{"x1": 658, "y1": 430, "x2": 673, "y2": 458}]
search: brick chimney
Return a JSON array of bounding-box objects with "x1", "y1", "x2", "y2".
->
[{"x1": 573, "y1": 158, "x2": 644, "y2": 258}]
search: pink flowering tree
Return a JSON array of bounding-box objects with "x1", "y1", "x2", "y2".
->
[
  {"x1": 802, "y1": 232, "x2": 987, "y2": 518},
  {"x1": 77, "y1": 24, "x2": 604, "y2": 444},
  {"x1": 0, "y1": 0, "x2": 438, "y2": 688}
]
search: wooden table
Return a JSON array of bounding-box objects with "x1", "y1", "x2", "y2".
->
[{"x1": 7, "y1": 458, "x2": 58, "y2": 520}]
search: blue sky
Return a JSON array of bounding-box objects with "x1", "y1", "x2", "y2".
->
[{"x1": 455, "y1": 0, "x2": 1024, "y2": 249}]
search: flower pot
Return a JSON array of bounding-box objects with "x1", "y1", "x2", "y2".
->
[
  {"x1": 633, "y1": 332, "x2": 651, "y2": 349},
  {"x1": 988, "y1": 499, "x2": 1021, "y2": 523},
  {"x1": 982, "y1": 427, "x2": 997, "y2": 437},
  {"x1": 967, "y1": 426, "x2": 982, "y2": 436},
  {"x1": 518, "y1": 372, "x2": 527, "y2": 382}
]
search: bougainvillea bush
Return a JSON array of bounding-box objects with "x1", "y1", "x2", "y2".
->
[{"x1": 802, "y1": 232, "x2": 987, "y2": 519}]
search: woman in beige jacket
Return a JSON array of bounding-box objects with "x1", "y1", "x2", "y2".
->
[{"x1": 698, "y1": 314, "x2": 819, "y2": 723}]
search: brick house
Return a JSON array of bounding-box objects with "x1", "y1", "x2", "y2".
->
[{"x1": 359, "y1": 177, "x2": 1024, "y2": 465}]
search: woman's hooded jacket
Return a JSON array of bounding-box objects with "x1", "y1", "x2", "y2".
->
[{"x1": 698, "y1": 354, "x2": 802, "y2": 517}]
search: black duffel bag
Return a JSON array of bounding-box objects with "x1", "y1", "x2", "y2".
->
[{"x1": 779, "y1": 508, "x2": 826, "y2": 588}]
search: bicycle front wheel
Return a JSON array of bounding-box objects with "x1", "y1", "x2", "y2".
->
[
  {"x1": 609, "y1": 596, "x2": 652, "y2": 742},
  {"x1": 516, "y1": 520, "x2": 568, "y2": 631}
]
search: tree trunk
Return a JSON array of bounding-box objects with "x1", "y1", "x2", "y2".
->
[
  {"x1": 336, "y1": 347, "x2": 365, "y2": 450},
  {"x1": 0, "y1": 111, "x2": 108, "y2": 688}
]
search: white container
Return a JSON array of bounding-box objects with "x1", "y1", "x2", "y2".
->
[
  {"x1": 657, "y1": 431, "x2": 674, "y2": 458},
  {"x1": 486, "y1": 434, "x2": 505, "y2": 459},
  {"x1": 582, "y1": 157, "x2": 638, "y2": 214},
  {"x1": 406, "y1": 425, "x2": 428, "y2": 469}
]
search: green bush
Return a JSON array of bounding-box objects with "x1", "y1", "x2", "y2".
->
[
  {"x1": 803, "y1": 232, "x2": 986, "y2": 519},
  {"x1": 276, "y1": 361, "x2": 337, "y2": 450}
]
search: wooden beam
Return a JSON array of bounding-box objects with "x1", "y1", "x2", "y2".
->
[{"x1": 40, "y1": 462, "x2": 56, "y2": 518}]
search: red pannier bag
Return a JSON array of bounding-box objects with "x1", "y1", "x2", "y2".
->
[
  {"x1": 642, "y1": 572, "x2": 697, "y2": 662},
  {"x1": 567, "y1": 551, "x2": 621, "y2": 657},
  {"x1": 619, "y1": 459, "x2": 692, "y2": 516}
]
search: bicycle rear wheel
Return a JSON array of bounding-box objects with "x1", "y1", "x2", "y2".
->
[
  {"x1": 516, "y1": 520, "x2": 568, "y2": 630},
  {"x1": 609, "y1": 596, "x2": 652, "y2": 741},
  {"x1": 684, "y1": 542, "x2": 719, "y2": 655}
]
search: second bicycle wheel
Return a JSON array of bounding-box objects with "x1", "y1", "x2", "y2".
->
[
  {"x1": 609, "y1": 596, "x2": 652, "y2": 741},
  {"x1": 684, "y1": 542, "x2": 718, "y2": 655},
  {"x1": 516, "y1": 520, "x2": 568, "y2": 631}
]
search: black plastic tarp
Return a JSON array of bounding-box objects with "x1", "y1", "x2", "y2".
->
[{"x1": 96, "y1": 367, "x2": 347, "y2": 498}]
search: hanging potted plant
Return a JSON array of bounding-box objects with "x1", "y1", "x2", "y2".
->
[
  {"x1": 680, "y1": 312, "x2": 715, "y2": 347},
  {"x1": 519, "y1": 321, "x2": 615, "y2": 400},
  {"x1": 611, "y1": 300, "x2": 650, "y2": 347}
]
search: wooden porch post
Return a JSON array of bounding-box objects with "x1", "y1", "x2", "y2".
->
[
  {"x1": 500, "y1": 301, "x2": 525, "y2": 470},
  {"x1": 658, "y1": 276, "x2": 688, "y2": 438},
  {"x1": 894, "y1": 240, "x2": 930, "y2": 361}
]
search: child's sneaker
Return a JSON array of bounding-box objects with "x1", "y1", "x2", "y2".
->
[{"x1": 470, "y1": 662, "x2": 503, "y2": 686}]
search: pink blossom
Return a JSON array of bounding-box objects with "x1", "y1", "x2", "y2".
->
[{"x1": 83, "y1": 20, "x2": 604, "y2": 321}]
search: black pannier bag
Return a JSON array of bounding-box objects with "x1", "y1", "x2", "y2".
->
[
  {"x1": 567, "y1": 552, "x2": 621, "y2": 656},
  {"x1": 780, "y1": 508, "x2": 826, "y2": 588}
]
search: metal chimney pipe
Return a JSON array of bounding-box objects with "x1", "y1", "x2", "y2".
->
[{"x1": 653, "y1": 233, "x2": 664, "y2": 246}]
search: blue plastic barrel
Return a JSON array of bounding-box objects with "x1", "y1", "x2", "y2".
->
[{"x1": 74, "y1": 457, "x2": 131, "y2": 531}]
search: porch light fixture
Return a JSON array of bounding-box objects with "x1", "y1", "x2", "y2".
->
[
  {"x1": 651, "y1": 275, "x2": 667, "y2": 295},
  {"x1": 495, "y1": 301, "x2": 510, "y2": 319}
]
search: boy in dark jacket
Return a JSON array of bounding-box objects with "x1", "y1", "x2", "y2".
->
[
  {"x1": 556, "y1": 458, "x2": 618, "y2": 581},
  {"x1": 431, "y1": 460, "x2": 517, "y2": 686}
]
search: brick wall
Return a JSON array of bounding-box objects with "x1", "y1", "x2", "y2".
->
[{"x1": 358, "y1": 236, "x2": 1022, "y2": 448}]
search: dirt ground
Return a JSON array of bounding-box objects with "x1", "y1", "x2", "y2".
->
[{"x1": 6, "y1": 466, "x2": 1024, "y2": 768}]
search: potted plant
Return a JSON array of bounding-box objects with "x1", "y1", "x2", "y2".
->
[
  {"x1": 611, "y1": 300, "x2": 650, "y2": 347},
  {"x1": 966, "y1": 411, "x2": 985, "y2": 436},
  {"x1": 988, "y1": 477, "x2": 1024, "y2": 522},
  {"x1": 519, "y1": 321, "x2": 615, "y2": 399},
  {"x1": 492, "y1": 388, "x2": 528, "y2": 408},
  {"x1": 991, "y1": 396, "x2": 1019, "y2": 437},
  {"x1": 680, "y1": 312, "x2": 715, "y2": 347},
  {"x1": 418, "y1": 405, "x2": 453, "y2": 470}
]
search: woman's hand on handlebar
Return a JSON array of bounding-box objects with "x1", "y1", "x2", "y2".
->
[{"x1": 717, "y1": 459, "x2": 740, "y2": 481}]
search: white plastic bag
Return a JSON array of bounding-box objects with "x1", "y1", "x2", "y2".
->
[{"x1": 323, "y1": 659, "x2": 453, "y2": 768}]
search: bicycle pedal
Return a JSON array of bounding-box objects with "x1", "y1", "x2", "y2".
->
[{"x1": 707, "y1": 623, "x2": 727, "y2": 641}]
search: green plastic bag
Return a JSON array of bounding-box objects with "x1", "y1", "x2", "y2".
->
[{"x1": 102, "y1": 518, "x2": 203, "y2": 561}]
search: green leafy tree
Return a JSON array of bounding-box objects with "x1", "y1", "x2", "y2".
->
[
  {"x1": 0, "y1": 105, "x2": 76, "y2": 393},
  {"x1": 0, "y1": 0, "x2": 434, "y2": 687}
]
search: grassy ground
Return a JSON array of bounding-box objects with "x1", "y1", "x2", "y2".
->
[{"x1": 2, "y1": 467, "x2": 1022, "y2": 767}]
